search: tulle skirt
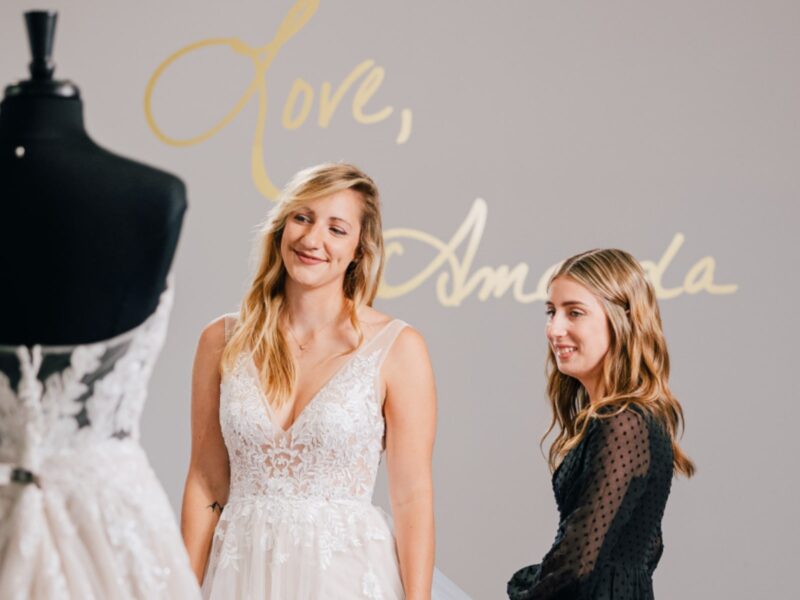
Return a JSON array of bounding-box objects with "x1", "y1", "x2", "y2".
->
[
  {"x1": 0, "y1": 441, "x2": 200, "y2": 600},
  {"x1": 202, "y1": 495, "x2": 473, "y2": 599},
  {"x1": 202, "y1": 495, "x2": 403, "y2": 599}
]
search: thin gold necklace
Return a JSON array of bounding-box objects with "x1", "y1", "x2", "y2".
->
[{"x1": 285, "y1": 311, "x2": 344, "y2": 352}]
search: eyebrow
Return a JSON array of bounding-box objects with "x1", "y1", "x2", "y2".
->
[{"x1": 545, "y1": 300, "x2": 588, "y2": 307}]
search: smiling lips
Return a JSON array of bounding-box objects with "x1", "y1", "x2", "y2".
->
[
  {"x1": 554, "y1": 345, "x2": 577, "y2": 359},
  {"x1": 293, "y1": 249, "x2": 326, "y2": 265}
]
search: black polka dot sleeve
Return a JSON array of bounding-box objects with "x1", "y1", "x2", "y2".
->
[{"x1": 508, "y1": 410, "x2": 664, "y2": 600}]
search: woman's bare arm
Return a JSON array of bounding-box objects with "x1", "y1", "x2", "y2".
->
[
  {"x1": 180, "y1": 317, "x2": 231, "y2": 584},
  {"x1": 384, "y1": 327, "x2": 437, "y2": 600}
]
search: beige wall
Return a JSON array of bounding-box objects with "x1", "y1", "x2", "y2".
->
[{"x1": 2, "y1": 1, "x2": 797, "y2": 597}]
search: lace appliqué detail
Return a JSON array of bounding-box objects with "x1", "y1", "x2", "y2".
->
[
  {"x1": 221, "y1": 348, "x2": 385, "y2": 502},
  {"x1": 363, "y1": 569, "x2": 384, "y2": 600},
  {"x1": 0, "y1": 280, "x2": 199, "y2": 600},
  {"x1": 0, "y1": 283, "x2": 172, "y2": 467},
  {"x1": 205, "y1": 320, "x2": 408, "y2": 598}
]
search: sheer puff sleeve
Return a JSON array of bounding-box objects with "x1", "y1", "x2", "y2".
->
[{"x1": 508, "y1": 410, "x2": 651, "y2": 600}]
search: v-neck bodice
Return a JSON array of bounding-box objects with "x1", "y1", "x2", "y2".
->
[
  {"x1": 244, "y1": 319, "x2": 399, "y2": 434},
  {"x1": 218, "y1": 316, "x2": 407, "y2": 504}
]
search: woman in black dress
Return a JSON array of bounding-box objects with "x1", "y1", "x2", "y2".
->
[{"x1": 508, "y1": 249, "x2": 695, "y2": 600}]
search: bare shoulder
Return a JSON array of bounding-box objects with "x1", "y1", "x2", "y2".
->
[
  {"x1": 357, "y1": 306, "x2": 395, "y2": 335},
  {"x1": 391, "y1": 325, "x2": 427, "y2": 353},
  {"x1": 383, "y1": 325, "x2": 435, "y2": 415},
  {"x1": 197, "y1": 315, "x2": 228, "y2": 355},
  {"x1": 384, "y1": 325, "x2": 431, "y2": 374}
]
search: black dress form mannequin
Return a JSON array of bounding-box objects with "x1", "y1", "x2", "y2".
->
[{"x1": 0, "y1": 11, "x2": 186, "y2": 345}]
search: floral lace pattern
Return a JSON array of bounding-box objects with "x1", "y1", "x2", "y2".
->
[
  {"x1": 0, "y1": 280, "x2": 201, "y2": 600},
  {"x1": 220, "y1": 349, "x2": 385, "y2": 503},
  {"x1": 0, "y1": 284, "x2": 172, "y2": 470},
  {"x1": 203, "y1": 317, "x2": 408, "y2": 599}
]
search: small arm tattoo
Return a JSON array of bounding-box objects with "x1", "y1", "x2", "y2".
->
[{"x1": 207, "y1": 501, "x2": 224, "y2": 514}]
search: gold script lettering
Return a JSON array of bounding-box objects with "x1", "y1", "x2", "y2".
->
[
  {"x1": 318, "y1": 60, "x2": 375, "y2": 127},
  {"x1": 352, "y1": 65, "x2": 394, "y2": 124},
  {"x1": 381, "y1": 199, "x2": 738, "y2": 305},
  {"x1": 144, "y1": 0, "x2": 320, "y2": 200},
  {"x1": 144, "y1": 5, "x2": 736, "y2": 307},
  {"x1": 282, "y1": 61, "x2": 400, "y2": 131},
  {"x1": 145, "y1": 0, "x2": 412, "y2": 202},
  {"x1": 282, "y1": 78, "x2": 314, "y2": 130}
]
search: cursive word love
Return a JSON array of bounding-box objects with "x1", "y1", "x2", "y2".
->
[
  {"x1": 282, "y1": 59, "x2": 412, "y2": 144},
  {"x1": 144, "y1": 0, "x2": 411, "y2": 202},
  {"x1": 380, "y1": 199, "x2": 738, "y2": 305}
]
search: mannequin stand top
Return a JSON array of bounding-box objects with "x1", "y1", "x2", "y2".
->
[{"x1": 0, "y1": 93, "x2": 187, "y2": 345}]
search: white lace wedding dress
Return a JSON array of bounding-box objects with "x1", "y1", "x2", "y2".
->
[
  {"x1": 0, "y1": 282, "x2": 200, "y2": 600},
  {"x1": 202, "y1": 316, "x2": 471, "y2": 600}
]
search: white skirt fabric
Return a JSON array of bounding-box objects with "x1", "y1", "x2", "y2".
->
[
  {"x1": 201, "y1": 495, "x2": 473, "y2": 600},
  {"x1": 0, "y1": 442, "x2": 200, "y2": 600},
  {"x1": 202, "y1": 496, "x2": 404, "y2": 599}
]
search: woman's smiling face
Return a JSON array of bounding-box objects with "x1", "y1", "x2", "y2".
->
[
  {"x1": 280, "y1": 189, "x2": 363, "y2": 292},
  {"x1": 545, "y1": 276, "x2": 611, "y2": 397}
]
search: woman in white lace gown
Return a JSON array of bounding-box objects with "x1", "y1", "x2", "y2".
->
[
  {"x1": 181, "y1": 163, "x2": 438, "y2": 599},
  {"x1": 0, "y1": 281, "x2": 201, "y2": 599}
]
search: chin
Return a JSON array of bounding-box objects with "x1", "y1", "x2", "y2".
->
[
  {"x1": 288, "y1": 274, "x2": 322, "y2": 288},
  {"x1": 286, "y1": 270, "x2": 337, "y2": 290},
  {"x1": 555, "y1": 363, "x2": 583, "y2": 381},
  {"x1": 557, "y1": 367, "x2": 577, "y2": 379}
]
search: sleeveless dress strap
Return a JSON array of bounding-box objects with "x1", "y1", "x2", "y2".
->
[
  {"x1": 223, "y1": 313, "x2": 238, "y2": 343},
  {"x1": 370, "y1": 319, "x2": 409, "y2": 406}
]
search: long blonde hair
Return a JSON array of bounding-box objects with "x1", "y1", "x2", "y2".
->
[
  {"x1": 543, "y1": 248, "x2": 695, "y2": 477},
  {"x1": 221, "y1": 163, "x2": 384, "y2": 407}
]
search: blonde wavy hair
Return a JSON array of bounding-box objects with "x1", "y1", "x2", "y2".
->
[
  {"x1": 221, "y1": 163, "x2": 384, "y2": 407},
  {"x1": 543, "y1": 248, "x2": 695, "y2": 478}
]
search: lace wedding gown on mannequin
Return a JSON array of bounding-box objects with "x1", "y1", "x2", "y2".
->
[
  {"x1": 0, "y1": 282, "x2": 200, "y2": 600},
  {"x1": 202, "y1": 316, "x2": 470, "y2": 600}
]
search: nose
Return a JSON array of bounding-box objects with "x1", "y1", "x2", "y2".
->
[
  {"x1": 546, "y1": 312, "x2": 567, "y2": 340},
  {"x1": 299, "y1": 221, "x2": 325, "y2": 249}
]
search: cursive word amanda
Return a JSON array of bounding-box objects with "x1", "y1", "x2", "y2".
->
[{"x1": 380, "y1": 199, "x2": 738, "y2": 305}]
